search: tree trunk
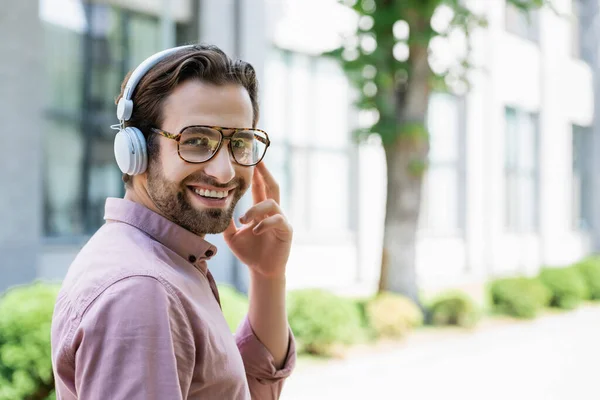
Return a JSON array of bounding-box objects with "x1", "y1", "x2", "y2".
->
[
  {"x1": 378, "y1": 42, "x2": 430, "y2": 304},
  {"x1": 378, "y1": 139, "x2": 426, "y2": 303}
]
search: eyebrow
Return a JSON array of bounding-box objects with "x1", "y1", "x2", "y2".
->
[
  {"x1": 181, "y1": 125, "x2": 253, "y2": 131},
  {"x1": 234, "y1": 131, "x2": 254, "y2": 138}
]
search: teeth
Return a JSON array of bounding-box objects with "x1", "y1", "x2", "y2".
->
[{"x1": 193, "y1": 188, "x2": 228, "y2": 199}]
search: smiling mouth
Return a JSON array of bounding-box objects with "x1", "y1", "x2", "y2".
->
[
  {"x1": 187, "y1": 186, "x2": 234, "y2": 207},
  {"x1": 190, "y1": 187, "x2": 231, "y2": 199}
]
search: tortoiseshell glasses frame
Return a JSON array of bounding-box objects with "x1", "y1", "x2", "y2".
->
[{"x1": 151, "y1": 125, "x2": 271, "y2": 167}]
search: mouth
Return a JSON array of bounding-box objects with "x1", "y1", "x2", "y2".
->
[{"x1": 187, "y1": 186, "x2": 233, "y2": 208}]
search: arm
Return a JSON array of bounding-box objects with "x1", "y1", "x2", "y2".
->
[
  {"x1": 235, "y1": 308, "x2": 296, "y2": 400},
  {"x1": 226, "y1": 163, "x2": 297, "y2": 399},
  {"x1": 73, "y1": 276, "x2": 194, "y2": 400},
  {"x1": 236, "y1": 274, "x2": 296, "y2": 400},
  {"x1": 247, "y1": 273, "x2": 289, "y2": 368}
]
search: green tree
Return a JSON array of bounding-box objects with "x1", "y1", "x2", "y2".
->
[{"x1": 328, "y1": 0, "x2": 544, "y2": 302}]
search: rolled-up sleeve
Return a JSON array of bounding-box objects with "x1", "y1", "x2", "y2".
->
[
  {"x1": 71, "y1": 276, "x2": 195, "y2": 400},
  {"x1": 235, "y1": 316, "x2": 296, "y2": 400}
]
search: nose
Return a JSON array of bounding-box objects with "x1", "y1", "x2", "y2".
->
[{"x1": 203, "y1": 142, "x2": 235, "y2": 184}]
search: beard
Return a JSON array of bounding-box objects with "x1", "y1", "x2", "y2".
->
[{"x1": 146, "y1": 159, "x2": 247, "y2": 236}]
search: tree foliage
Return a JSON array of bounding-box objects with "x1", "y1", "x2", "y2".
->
[{"x1": 327, "y1": 0, "x2": 546, "y2": 146}]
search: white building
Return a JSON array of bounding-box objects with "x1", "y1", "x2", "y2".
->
[
  {"x1": 1, "y1": 0, "x2": 597, "y2": 298},
  {"x1": 263, "y1": 0, "x2": 598, "y2": 299}
]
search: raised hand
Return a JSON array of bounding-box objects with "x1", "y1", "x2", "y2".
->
[{"x1": 223, "y1": 162, "x2": 292, "y2": 279}]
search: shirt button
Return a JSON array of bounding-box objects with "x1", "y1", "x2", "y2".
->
[
  {"x1": 188, "y1": 255, "x2": 197, "y2": 263},
  {"x1": 205, "y1": 249, "x2": 214, "y2": 257}
]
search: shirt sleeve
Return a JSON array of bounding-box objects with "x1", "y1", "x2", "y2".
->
[
  {"x1": 71, "y1": 276, "x2": 195, "y2": 400},
  {"x1": 235, "y1": 316, "x2": 297, "y2": 400}
]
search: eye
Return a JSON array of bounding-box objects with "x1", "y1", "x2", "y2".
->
[
  {"x1": 183, "y1": 136, "x2": 210, "y2": 147},
  {"x1": 231, "y1": 139, "x2": 249, "y2": 149}
]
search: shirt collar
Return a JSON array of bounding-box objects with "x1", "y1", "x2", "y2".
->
[{"x1": 104, "y1": 197, "x2": 218, "y2": 267}]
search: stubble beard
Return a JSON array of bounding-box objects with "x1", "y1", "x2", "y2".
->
[{"x1": 146, "y1": 160, "x2": 246, "y2": 235}]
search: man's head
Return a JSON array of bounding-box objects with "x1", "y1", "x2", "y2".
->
[{"x1": 116, "y1": 44, "x2": 261, "y2": 236}]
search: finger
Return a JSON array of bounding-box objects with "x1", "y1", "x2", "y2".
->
[
  {"x1": 252, "y1": 167, "x2": 267, "y2": 204},
  {"x1": 253, "y1": 214, "x2": 292, "y2": 239},
  {"x1": 223, "y1": 218, "x2": 238, "y2": 239},
  {"x1": 256, "y1": 162, "x2": 280, "y2": 204},
  {"x1": 240, "y1": 199, "x2": 282, "y2": 224}
]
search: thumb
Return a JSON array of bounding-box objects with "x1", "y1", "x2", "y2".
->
[{"x1": 223, "y1": 218, "x2": 238, "y2": 240}]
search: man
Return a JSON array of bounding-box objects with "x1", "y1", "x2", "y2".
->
[{"x1": 51, "y1": 44, "x2": 295, "y2": 399}]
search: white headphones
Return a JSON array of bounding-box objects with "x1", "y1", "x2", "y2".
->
[{"x1": 113, "y1": 45, "x2": 194, "y2": 175}]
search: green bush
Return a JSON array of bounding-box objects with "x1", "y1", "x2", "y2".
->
[
  {"x1": 490, "y1": 277, "x2": 552, "y2": 318},
  {"x1": 353, "y1": 298, "x2": 375, "y2": 339},
  {"x1": 287, "y1": 289, "x2": 365, "y2": 355},
  {"x1": 574, "y1": 257, "x2": 600, "y2": 300},
  {"x1": 365, "y1": 292, "x2": 423, "y2": 338},
  {"x1": 539, "y1": 267, "x2": 589, "y2": 309},
  {"x1": 217, "y1": 285, "x2": 249, "y2": 332},
  {"x1": 428, "y1": 292, "x2": 479, "y2": 328},
  {"x1": 0, "y1": 282, "x2": 60, "y2": 400}
]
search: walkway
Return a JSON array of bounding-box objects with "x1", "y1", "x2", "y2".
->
[{"x1": 281, "y1": 305, "x2": 600, "y2": 400}]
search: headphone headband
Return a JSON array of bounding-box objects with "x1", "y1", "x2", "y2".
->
[
  {"x1": 117, "y1": 44, "x2": 194, "y2": 121},
  {"x1": 113, "y1": 44, "x2": 196, "y2": 176}
]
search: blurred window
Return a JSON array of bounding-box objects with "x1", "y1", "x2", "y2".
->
[
  {"x1": 420, "y1": 93, "x2": 465, "y2": 235},
  {"x1": 505, "y1": 107, "x2": 539, "y2": 232},
  {"x1": 261, "y1": 49, "x2": 356, "y2": 236},
  {"x1": 572, "y1": 125, "x2": 593, "y2": 231},
  {"x1": 42, "y1": 3, "x2": 189, "y2": 237},
  {"x1": 505, "y1": 2, "x2": 539, "y2": 43},
  {"x1": 571, "y1": 0, "x2": 580, "y2": 58}
]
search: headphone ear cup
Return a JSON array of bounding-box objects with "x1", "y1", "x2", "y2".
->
[
  {"x1": 114, "y1": 129, "x2": 134, "y2": 175},
  {"x1": 113, "y1": 127, "x2": 148, "y2": 175},
  {"x1": 128, "y1": 127, "x2": 148, "y2": 175}
]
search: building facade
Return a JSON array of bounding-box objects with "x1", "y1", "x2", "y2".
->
[{"x1": 0, "y1": 0, "x2": 598, "y2": 297}]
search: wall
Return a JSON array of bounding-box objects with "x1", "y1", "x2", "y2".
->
[
  {"x1": 0, "y1": 1, "x2": 44, "y2": 291},
  {"x1": 418, "y1": 0, "x2": 594, "y2": 291},
  {"x1": 355, "y1": 0, "x2": 595, "y2": 294}
]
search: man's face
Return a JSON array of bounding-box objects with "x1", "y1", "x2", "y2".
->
[{"x1": 145, "y1": 80, "x2": 254, "y2": 235}]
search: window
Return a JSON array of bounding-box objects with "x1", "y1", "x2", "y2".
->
[
  {"x1": 505, "y1": 2, "x2": 539, "y2": 42},
  {"x1": 572, "y1": 125, "x2": 593, "y2": 231},
  {"x1": 571, "y1": 0, "x2": 581, "y2": 58},
  {"x1": 420, "y1": 93, "x2": 465, "y2": 234},
  {"x1": 505, "y1": 108, "x2": 539, "y2": 232},
  {"x1": 261, "y1": 50, "x2": 356, "y2": 235},
  {"x1": 42, "y1": 3, "x2": 189, "y2": 237}
]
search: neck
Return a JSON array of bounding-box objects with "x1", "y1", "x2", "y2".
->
[{"x1": 124, "y1": 185, "x2": 161, "y2": 215}]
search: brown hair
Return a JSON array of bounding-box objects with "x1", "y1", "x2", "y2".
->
[{"x1": 116, "y1": 44, "x2": 260, "y2": 187}]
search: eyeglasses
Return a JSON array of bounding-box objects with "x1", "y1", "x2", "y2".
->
[{"x1": 151, "y1": 125, "x2": 270, "y2": 167}]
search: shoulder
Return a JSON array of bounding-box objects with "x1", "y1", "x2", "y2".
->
[
  {"x1": 81, "y1": 275, "x2": 184, "y2": 323},
  {"x1": 54, "y1": 222, "x2": 188, "y2": 342},
  {"x1": 79, "y1": 276, "x2": 193, "y2": 347},
  {"x1": 78, "y1": 221, "x2": 157, "y2": 264},
  {"x1": 60, "y1": 222, "x2": 168, "y2": 311},
  {"x1": 76, "y1": 276, "x2": 195, "y2": 353},
  {"x1": 52, "y1": 275, "x2": 193, "y2": 368}
]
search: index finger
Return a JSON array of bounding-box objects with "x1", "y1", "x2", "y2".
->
[
  {"x1": 252, "y1": 167, "x2": 267, "y2": 204},
  {"x1": 256, "y1": 162, "x2": 280, "y2": 204}
]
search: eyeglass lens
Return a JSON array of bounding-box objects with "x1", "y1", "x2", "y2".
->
[{"x1": 178, "y1": 126, "x2": 268, "y2": 165}]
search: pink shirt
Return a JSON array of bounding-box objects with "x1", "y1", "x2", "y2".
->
[{"x1": 51, "y1": 198, "x2": 296, "y2": 399}]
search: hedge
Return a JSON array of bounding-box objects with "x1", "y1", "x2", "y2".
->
[
  {"x1": 0, "y1": 282, "x2": 59, "y2": 400},
  {"x1": 287, "y1": 289, "x2": 365, "y2": 355},
  {"x1": 490, "y1": 277, "x2": 552, "y2": 318},
  {"x1": 364, "y1": 292, "x2": 423, "y2": 338},
  {"x1": 539, "y1": 267, "x2": 589, "y2": 310},
  {"x1": 428, "y1": 292, "x2": 479, "y2": 328},
  {"x1": 574, "y1": 257, "x2": 600, "y2": 300}
]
